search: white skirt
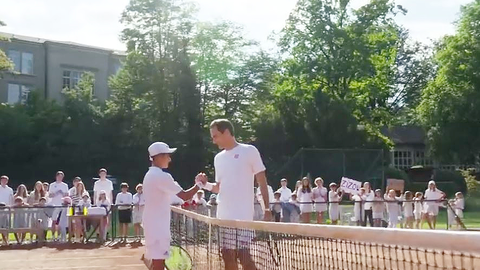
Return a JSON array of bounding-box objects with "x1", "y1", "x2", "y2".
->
[
  {"x1": 300, "y1": 204, "x2": 314, "y2": 214},
  {"x1": 329, "y1": 205, "x2": 339, "y2": 221},
  {"x1": 414, "y1": 211, "x2": 422, "y2": 220},
  {"x1": 455, "y1": 209, "x2": 464, "y2": 219},
  {"x1": 315, "y1": 202, "x2": 327, "y2": 213},
  {"x1": 133, "y1": 207, "x2": 144, "y2": 224},
  {"x1": 373, "y1": 211, "x2": 383, "y2": 219}
]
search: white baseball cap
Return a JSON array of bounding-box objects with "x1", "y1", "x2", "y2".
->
[{"x1": 148, "y1": 142, "x2": 177, "y2": 158}]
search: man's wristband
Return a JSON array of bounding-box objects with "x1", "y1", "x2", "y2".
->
[{"x1": 203, "y1": 182, "x2": 214, "y2": 191}]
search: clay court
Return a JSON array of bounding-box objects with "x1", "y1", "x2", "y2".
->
[{"x1": 0, "y1": 242, "x2": 147, "y2": 270}]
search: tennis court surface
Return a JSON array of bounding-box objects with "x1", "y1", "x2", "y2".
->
[{"x1": 0, "y1": 243, "x2": 146, "y2": 270}]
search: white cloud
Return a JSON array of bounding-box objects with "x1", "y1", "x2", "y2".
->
[{"x1": 0, "y1": 0, "x2": 470, "y2": 51}]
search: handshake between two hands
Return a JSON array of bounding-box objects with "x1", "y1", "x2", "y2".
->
[{"x1": 195, "y1": 173, "x2": 211, "y2": 191}]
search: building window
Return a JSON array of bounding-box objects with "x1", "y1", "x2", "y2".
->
[
  {"x1": 414, "y1": 150, "x2": 432, "y2": 166},
  {"x1": 62, "y1": 70, "x2": 83, "y2": 89},
  {"x1": 393, "y1": 150, "x2": 413, "y2": 169},
  {"x1": 7, "y1": 50, "x2": 33, "y2": 75},
  {"x1": 7, "y1": 84, "x2": 31, "y2": 104}
]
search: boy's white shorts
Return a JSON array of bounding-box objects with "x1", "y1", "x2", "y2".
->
[{"x1": 145, "y1": 238, "x2": 170, "y2": 260}]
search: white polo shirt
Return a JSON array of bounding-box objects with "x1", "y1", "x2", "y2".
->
[
  {"x1": 0, "y1": 185, "x2": 14, "y2": 206},
  {"x1": 277, "y1": 186, "x2": 292, "y2": 202},
  {"x1": 424, "y1": 188, "x2": 444, "y2": 207},
  {"x1": 215, "y1": 143, "x2": 266, "y2": 221},
  {"x1": 143, "y1": 167, "x2": 182, "y2": 242},
  {"x1": 93, "y1": 179, "x2": 113, "y2": 203},
  {"x1": 49, "y1": 181, "x2": 69, "y2": 206}
]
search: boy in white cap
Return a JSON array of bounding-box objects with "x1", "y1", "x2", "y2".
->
[{"x1": 142, "y1": 142, "x2": 206, "y2": 270}]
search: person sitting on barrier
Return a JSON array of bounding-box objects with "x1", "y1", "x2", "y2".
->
[
  {"x1": 271, "y1": 192, "x2": 282, "y2": 222},
  {"x1": 289, "y1": 193, "x2": 301, "y2": 223},
  {"x1": 0, "y1": 202, "x2": 9, "y2": 245},
  {"x1": 34, "y1": 197, "x2": 50, "y2": 242},
  {"x1": 13, "y1": 197, "x2": 28, "y2": 243}
]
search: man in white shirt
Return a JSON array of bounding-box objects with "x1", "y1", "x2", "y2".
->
[
  {"x1": 49, "y1": 171, "x2": 69, "y2": 241},
  {"x1": 142, "y1": 142, "x2": 206, "y2": 270},
  {"x1": 0, "y1": 175, "x2": 13, "y2": 244},
  {"x1": 197, "y1": 119, "x2": 271, "y2": 270},
  {"x1": 277, "y1": 178, "x2": 293, "y2": 222},
  {"x1": 93, "y1": 168, "x2": 113, "y2": 204},
  {"x1": 277, "y1": 178, "x2": 292, "y2": 202},
  {"x1": 0, "y1": 175, "x2": 13, "y2": 206},
  {"x1": 49, "y1": 171, "x2": 69, "y2": 206}
]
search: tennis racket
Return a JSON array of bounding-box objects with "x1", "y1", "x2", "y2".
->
[{"x1": 142, "y1": 245, "x2": 192, "y2": 270}]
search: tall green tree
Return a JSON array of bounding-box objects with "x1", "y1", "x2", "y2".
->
[
  {"x1": 0, "y1": 20, "x2": 13, "y2": 74},
  {"x1": 418, "y1": 1, "x2": 480, "y2": 163},
  {"x1": 108, "y1": 0, "x2": 204, "y2": 183}
]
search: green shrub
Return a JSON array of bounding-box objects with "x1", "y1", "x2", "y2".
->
[
  {"x1": 461, "y1": 169, "x2": 480, "y2": 197},
  {"x1": 384, "y1": 167, "x2": 410, "y2": 182},
  {"x1": 433, "y1": 170, "x2": 467, "y2": 197}
]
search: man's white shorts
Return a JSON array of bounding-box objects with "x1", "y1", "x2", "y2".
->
[
  {"x1": 145, "y1": 238, "x2": 170, "y2": 260},
  {"x1": 220, "y1": 228, "x2": 254, "y2": 250}
]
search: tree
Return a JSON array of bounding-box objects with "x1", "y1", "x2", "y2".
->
[
  {"x1": 418, "y1": 1, "x2": 480, "y2": 163},
  {"x1": 107, "y1": 0, "x2": 204, "y2": 183},
  {"x1": 190, "y1": 21, "x2": 257, "y2": 125},
  {"x1": 0, "y1": 20, "x2": 13, "y2": 74}
]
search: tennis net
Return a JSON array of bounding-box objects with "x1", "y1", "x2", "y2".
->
[{"x1": 170, "y1": 206, "x2": 480, "y2": 270}]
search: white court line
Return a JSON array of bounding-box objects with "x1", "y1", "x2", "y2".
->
[
  {"x1": 12, "y1": 264, "x2": 145, "y2": 270},
  {"x1": 3, "y1": 255, "x2": 137, "y2": 262}
]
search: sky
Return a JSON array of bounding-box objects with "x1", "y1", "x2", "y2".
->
[{"x1": 0, "y1": 0, "x2": 473, "y2": 52}]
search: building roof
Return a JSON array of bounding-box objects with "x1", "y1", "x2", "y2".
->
[
  {"x1": 0, "y1": 32, "x2": 126, "y2": 56},
  {"x1": 381, "y1": 125, "x2": 426, "y2": 145}
]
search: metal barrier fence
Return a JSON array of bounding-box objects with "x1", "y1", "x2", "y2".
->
[{"x1": 0, "y1": 199, "x2": 468, "y2": 247}]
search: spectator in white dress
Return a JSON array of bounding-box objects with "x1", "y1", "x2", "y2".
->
[
  {"x1": 312, "y1": 178, "x2": 328, "y2": 224},
  {"x1": 384, "y1": 188, "x2": 402, "y2": 228},
  {"x1": 454, "y1": 192, "x2": 464, "y2": 229},
  {"x1": 328, "y1": 183, "x2": 342, "y2": 225},
  {"x1": 372, "y1": 189, "x2": 385, "y2": 227},
  {"x1": 27, "y1": 181, "x2": 46, "y2": 206},
  {"x1": 350, "y1": 188, "x2": 365, "y2": 226},
  {"x1": 14, "y1": 184, "x2": 29, "y2": 201},
  {"x1": 423, "y1": 181, "x2": 446, "y2": 229},
  {"x1": 296, "y1": 177, "x2": 314, "y2": 223},
  {"x1": 413, "y1": 192, "x2": 423, "y2": 229},
  {"x1": 402, "y1": 191, "x2": 414, "y2": 229},
  {"x1": 132, "y1": 184, "x2": 145, "y2": 242}
]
